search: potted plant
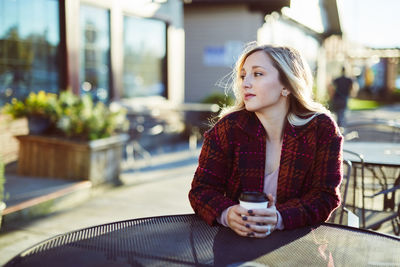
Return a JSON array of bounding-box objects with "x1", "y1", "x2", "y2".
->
[
  {"x1": 2, "y1": 91, "x2": 60, "y2": 134},
  {"x1": 55, "y1": 91, "x2": 128, "y2": 141},
  {"x1": 0, "y1": 156, "x2": 5, "y2": 230},
  {"x1": 1, "y1": 91, "x2": 130, "y2": 185}
]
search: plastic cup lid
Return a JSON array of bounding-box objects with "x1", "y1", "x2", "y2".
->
[{"x1": 239, "y1": 191, "x2": 268, "y2": 203}]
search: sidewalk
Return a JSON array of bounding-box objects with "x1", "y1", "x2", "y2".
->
[
  {"x1": 0, "y1": 142, "x2": 200, "y2": 265},
  {"x1": 1, "y1": 104, "x2": 399, "y2": 265},
  {"x1": 346, "y1": 103, "x2": 400, "y2": 124}
]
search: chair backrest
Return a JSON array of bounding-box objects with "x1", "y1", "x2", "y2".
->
[
  {"x1": 343, "y1": 119, "x2": 400, "y2": 143},
  {"x1": 328, "y1": 159, "x2": 359, "y2": 227}
]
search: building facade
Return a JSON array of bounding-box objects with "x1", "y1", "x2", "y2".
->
[
  {"x1": 183, "y1": 0, "x2": 290, "y2": 103},
  {"x1": 183, "y1": 0, "x2": 342, "y2": 103},
  {"x1": 0, "y1": 0, "x2": 185, "y2": 163}
]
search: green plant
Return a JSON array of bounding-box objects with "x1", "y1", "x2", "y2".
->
[
  {"x1": 2, "y1": 91, "x2": 60, "y2": 122},
  {"x1": 55, "y1": 91, "x2": 129, "y2": 140},
  {"x1": 348, "y1": 98, "x2": 382, "y2": 110},
  {"x1": 201, "y1": 92, "x2": 234, "y2": 108},
  {"x1": 1, "y1": 91, "x2": 129, "y2": 141}
]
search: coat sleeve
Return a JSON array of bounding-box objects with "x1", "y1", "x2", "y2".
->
[
  {"x1": 277, "y1": 116, "x2": 343, "y2": 229},
  {"x1": 188, "y1": 124, "x2": 236, "y2": 226}
]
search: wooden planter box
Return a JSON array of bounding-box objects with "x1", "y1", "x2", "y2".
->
[
  {"x1": 16, "y1": 134, "x2": 129, "y2": 185},
  {"x1": 0, "y1": 116, "x2": 28, "y2": 164}
]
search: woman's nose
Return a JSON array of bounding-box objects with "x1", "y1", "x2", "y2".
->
[{"x1": 242, "y1": 76, "x2": 252, "y2": 88}]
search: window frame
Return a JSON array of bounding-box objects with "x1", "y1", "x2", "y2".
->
[{"x1": 121, "y1": 14, "x2": 169, "y2": 100}]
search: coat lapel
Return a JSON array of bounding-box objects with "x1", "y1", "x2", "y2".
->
[
  {"x1": 235, "y1": 111, "x2": 266, "y2": 193},
  {"x1": 277, "y1": 118, "x2": 317, "y2": 203}
]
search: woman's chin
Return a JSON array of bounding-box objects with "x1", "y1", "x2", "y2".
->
[{"x1": 244, "y1": 104, "x2": 257, "y2": 112}]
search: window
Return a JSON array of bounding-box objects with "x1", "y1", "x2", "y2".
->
[
  {"x1": 80, "y1": 4, "x2": 111, "y2": 102},
  {"x1": 0, "y1": 0, "x2": 60, "y2": 107},
  {"x1": 123, "y1": 16, "x2": 167, "y2": 98}
]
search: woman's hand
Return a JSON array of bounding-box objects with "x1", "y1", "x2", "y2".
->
[{"x1": 227, "y1": 194, "x2": 278, "y2": 238}]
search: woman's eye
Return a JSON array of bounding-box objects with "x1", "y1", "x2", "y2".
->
[
  {"x1": 239, "y1": 75, "x2": 245, "y2": 80},
  {"x1": 254, "y1": 72, "x2": 263, "y2": 77}
]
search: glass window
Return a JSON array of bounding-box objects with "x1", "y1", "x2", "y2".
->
[
  {"x1": 123, "y1": 16, "x2": 167, "y2": 98},
  {"x1": 0, "y1": 0, "x2": 60, "y2": 107},
  {"x1": 80, "y1": 4, "x2": 111, "y2": 103}
]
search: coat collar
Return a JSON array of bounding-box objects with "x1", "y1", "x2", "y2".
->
[
  {"x1": 234, "y1": 110, "x2": 317, "y2": 140},
  {"x1": 235, "y1": 110, "x2": 266, "y2": 139}
]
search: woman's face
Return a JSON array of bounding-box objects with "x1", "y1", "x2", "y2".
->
[{"x1": 240, "y1": 50, "x2": 287, "y2": 115}]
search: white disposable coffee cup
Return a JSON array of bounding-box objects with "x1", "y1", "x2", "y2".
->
[{"x1": 239, "y1": 191, "x2": 269, "y2": 210}]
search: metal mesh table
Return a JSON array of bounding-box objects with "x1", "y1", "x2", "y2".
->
[{"x1": 5, "y1": 214, "x2": 400, "y2": 266}]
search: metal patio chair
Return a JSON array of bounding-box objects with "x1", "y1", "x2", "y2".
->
[{"x1": 329, "y1": 159, "x2": 359, "y2": 227}]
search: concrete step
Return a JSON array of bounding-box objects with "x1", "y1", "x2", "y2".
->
[{"x1": 2, "y1": 177, "x2": 92, "y2": 226}]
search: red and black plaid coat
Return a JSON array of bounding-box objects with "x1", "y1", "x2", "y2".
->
[{"x1": 189, "y1": 109, "x2": 343, "y2": 229}]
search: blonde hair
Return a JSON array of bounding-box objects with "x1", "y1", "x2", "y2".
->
[{"x1": 220, "y1": 42, "x2": 329, "y2": 126}]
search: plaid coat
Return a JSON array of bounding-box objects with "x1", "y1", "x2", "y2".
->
[{"x1": 189, "y1": 109, "x2": 343, "y2": 229}]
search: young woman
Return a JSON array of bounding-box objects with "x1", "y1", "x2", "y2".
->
[{"x1": 189, "y1": 43, "x2": 343, "y2": 238}]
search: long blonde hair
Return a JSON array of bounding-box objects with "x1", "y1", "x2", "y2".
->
[{"x1": 220, "y1": 42, "x2": 329, "y2": 126}]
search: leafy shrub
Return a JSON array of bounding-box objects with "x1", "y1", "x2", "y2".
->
[
  {"x1": 2, "y1": 91, "x2": 129, "y2": 141},
  {"x1": 3, "y1": 91, "x2": 60, "y2": 121}
]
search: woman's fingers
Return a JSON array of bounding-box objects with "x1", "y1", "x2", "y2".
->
[
  {"x1": 227, "y1": 205, "x2": 247, "y2": 223},
  {"x1": 227, "y1": 205, "x2": 252, "y2": 233},
  {"x1": 227, "y1": 204, "x2": 277, "y2": 238},
  {"x1": 252, "y1": 230, "x2": 272, "y2": 238},
  {"x1": 249, "y1": 223, "x2": 274, "y2": 233},
  {"x1": 244, "y1": 216, "x2": 277, "y2": 225},
  {"x1": 243, "y1": 207, "x2": 278, "y2": 237},
  {"x1": 231, "y1": 204, "x2": 248, "y2": 215},
  {"x1": 244, "y1": 208, "x2": 277, "y2": 224},
  {"x1": 237, "y1": 224, "x2": 273, "y2": 238},
  {"x1": 229, "y1": 220, "x2": 252, "y2": 235},
  {"x1": 247, "y1": 223, "x2": 273, "y2": 238}
]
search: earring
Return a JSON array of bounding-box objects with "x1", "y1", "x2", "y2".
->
[{"x1": 282, "y1": 90, "x2": 289, "y2": 97}]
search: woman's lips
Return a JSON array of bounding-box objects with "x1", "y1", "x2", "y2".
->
[{"x1": 244, "y1": 93, "x2": 255, "y2": 100}]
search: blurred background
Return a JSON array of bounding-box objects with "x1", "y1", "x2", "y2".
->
[
  {"x1": 1, "y1": 0, "x2": 400, "y2": 163},
  {"x1": 1, "y1": 0, "x2": 399, "y2": 162},
  {"x1": 1, "y1": 0, "x2": 400, "y2": 263}
]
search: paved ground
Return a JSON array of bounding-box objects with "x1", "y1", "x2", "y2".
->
[
  {"x1": 0, "y1": 145, "x2": 200, "y2": 266},
  {"x1": 347, "y1": 103, "x2": 400, "y2": 123},
  {"x1": 1, "y1": 104, "x2": 399, "y2": 265}
]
